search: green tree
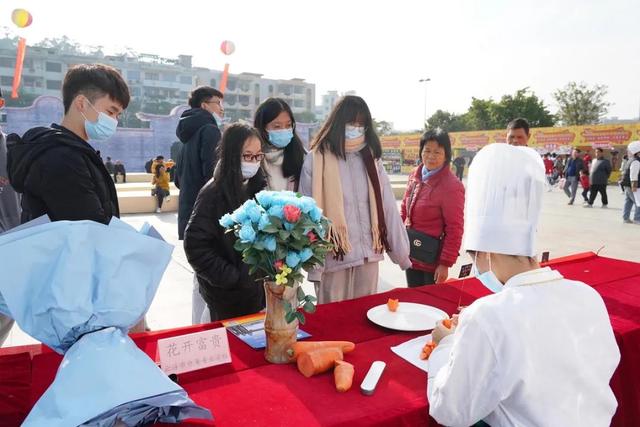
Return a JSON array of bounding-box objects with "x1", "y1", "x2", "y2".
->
[
  {"x1": 119, "y1": 97, "x2": 147, "y2": 128},
  {"x1": 373, "y1": 118, "x2": 393, "y2": 135},
  {"x1": 425, "y1": 109, "x2": 470, "y2": 132},
  {"x1": 552, "y1": 82, "x2": 611, "y2": 125},
  {"x1": 4, "y1": 91, "x2": 38, "y2": 108},
  {"x1": 295, "y1": 110, "x2": 317, "y2": 123},
  {"x1": 34, "y1": 36, "x2": 82, "y2": 55},
  {"x1": 493, "y1": 88, "x2": 555, "y2": 128},
  {"x1": 465, "y1": 98, "x2": 498, "y2": 130}
]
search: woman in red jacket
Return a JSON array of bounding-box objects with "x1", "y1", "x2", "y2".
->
[{"x1": 401, "y1": 130, "x2": 465, "y2": 286}]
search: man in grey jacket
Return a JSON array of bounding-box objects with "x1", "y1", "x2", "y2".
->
[
  {"x1": 585, "y1": 148, "x2": 612, "y2": 208},
  {"x1": 564, "y1": 148, "x2": 585, "y2": 205},
  {"x1": 0, "y1": 89, "x2": 21, "y2": 345}
]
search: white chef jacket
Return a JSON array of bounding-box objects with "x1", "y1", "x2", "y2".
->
[{"x1": 427, "y1": 267, "x2": 620, "y2": 427}]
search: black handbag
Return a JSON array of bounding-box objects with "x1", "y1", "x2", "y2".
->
[{"x1": 406, "y1": 227, "x2": 441, "y2": 264}]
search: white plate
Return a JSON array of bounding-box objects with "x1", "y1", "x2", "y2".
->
[{"x1": 367, "y1": 302, "x2": 448, "y2": 331}]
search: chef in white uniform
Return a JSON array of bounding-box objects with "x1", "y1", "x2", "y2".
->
[{"x1": 427, "y1": 143, "x2": 620, "y2": 427}]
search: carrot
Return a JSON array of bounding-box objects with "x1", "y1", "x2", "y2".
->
[
  {"x1": 420, "y1": 341, "x2": 437, "y2": 360},
  {"x1": 387, "y1": 298, "x2": 399, "y2": 312},
  {"x1": 442, "y1": 318, "x2": 452, "y2": 329},
  {"x1": 287, "y1": 341, "x2": 355, "y2": 361},
  {"x1": 297, "y1": 347, "x2": 343, "y2": 378},
  {"x1": 334, "y1": 360, "x2": 355, "y2": 392}
]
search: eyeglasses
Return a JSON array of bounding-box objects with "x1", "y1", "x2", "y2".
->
[{"x1": 242, "y1": 153, "x2": 265, "y2": 162}]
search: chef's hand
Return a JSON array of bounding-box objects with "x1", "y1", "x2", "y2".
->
[
  {"x1": 434, "y1": 265, "x2": 449, "y2": 283},
  {"x1": 432, "y1": 318, "x2": 456, "y2": 344}
]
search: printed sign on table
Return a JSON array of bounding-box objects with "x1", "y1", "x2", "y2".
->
[{"x1": 157, "y1": 327, "x2": 231, "y2": 375}]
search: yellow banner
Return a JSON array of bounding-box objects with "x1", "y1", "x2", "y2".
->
[{"x1": 381, "y1": 123, "x2": 640, "y2": 154}]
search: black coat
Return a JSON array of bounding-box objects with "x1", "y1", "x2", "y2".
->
[
  {"x1": 589, "y1": 158, "x2": 612, "y2": 186},
  {"x1": 175, "y1": 108, "x2": 221, "y2": 239},
  {"x1": 7, "y1": 124, "x2": 119, "y2": 224},
  {"x1": 184, "y1": 175, "x2": 267, "y2": 321}
]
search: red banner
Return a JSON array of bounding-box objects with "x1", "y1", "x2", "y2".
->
[{"x1": 11, "y1": 37, "x2": 26, "y2": 99}]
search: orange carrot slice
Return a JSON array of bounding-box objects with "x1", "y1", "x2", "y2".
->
[
  {"x1": 297, "y1": 347, "x2": 344, "y2": 378},
  {"x1": 387, "y1": 298, "x2": 399, "y2": 312},
  {"x1": 334, "y1": 360, "x2": 355, "y2": 392},
  {"x1": 287, "y1": 341, "x2": 355, "y2": 361},
  {"x1": 420, "y1": 341, "x2": 438, "y2": 360}
]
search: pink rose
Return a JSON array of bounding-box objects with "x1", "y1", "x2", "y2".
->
[
  {"x1": 283, "y1": 205, "x2": 302, "y2": 223},
  {"x1": 274, "y1": 260, "x2": 284, "y2": 270},
  {"x1": 307, "y1": 231, "x2": 317, "y2": 242}
]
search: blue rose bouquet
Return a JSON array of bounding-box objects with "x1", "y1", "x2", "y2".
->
[{"x1": 220, "y1": 191, "x2": 332, "y2": 323}]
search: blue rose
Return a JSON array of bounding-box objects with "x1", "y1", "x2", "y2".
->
[
  {"x1": 284, "y1": 222, "x2": 294, "y2": 231},
  {"x1": 246, "y1": 204, "x2": 263, "y2": 224},
  {"x1": 268, "y1": 205, "x2": 284, "y2": 219},
  {"x1": 219, "y1": 213, "x2": 235, "y2": 228},
  {"x1": 258, "y1": 214, "x2": 271, "y2": 231},
  {"x1": 231, "y1": 207, "x2": 249, "y2": 224},
  {"x1": 263, "y1": 235, "x2": 277, "y2": 252},
  {"x1": 310, "y1": 206, "x2": 322, "y2": 222},
  {"x1": 299, "y1": 248, "x2": 313, "y2": 262},
  {"x1": 238, "y1": 223, "x2": 256, "y2": 243},
  {"x1": 256, "y1": 191, "x2": 275, "y2": 209},
  {"x1": 286, "y1": 251, "x2": 301, "y2": 268},
  {"x1": 298, "y1": 196, "x2": 316, "y2": 214}
]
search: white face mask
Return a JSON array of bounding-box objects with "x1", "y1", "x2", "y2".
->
[
  {"x1": 241, "y1": 161, "x2": 260, "y2": 179},
  {"x1": 212, "y1": 112, "x2": 223, "y2": 127}
]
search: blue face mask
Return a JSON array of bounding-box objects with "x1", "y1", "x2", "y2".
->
[
  {"x1": 345, "y1": 125, "x2": 365, "y2": 140},
  {"x1": 268, "y1": 128, "x2": 294, "y2": 148},
  {"x1": 473, "y1": 253, "x2": 504, "y2": 293},
  {"x1": 82, "y1": 101, "x2": 118, "y2": 141}
]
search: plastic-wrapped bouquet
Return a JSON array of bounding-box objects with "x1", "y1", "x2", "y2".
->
[{"x1": 0, "y1": 217, "x2": 212, "y2": 426}]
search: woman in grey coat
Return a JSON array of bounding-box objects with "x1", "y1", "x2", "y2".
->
[{"x1": 299, "y1": 96, "x2": 411, "y2": 304}]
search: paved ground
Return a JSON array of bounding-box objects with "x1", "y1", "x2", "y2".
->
[{"x1": 3, "y1": 181, "x2": 639, "y2": 347}]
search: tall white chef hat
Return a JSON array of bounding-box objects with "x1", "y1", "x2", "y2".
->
[{"x1": 464, "y1": 143, "x2": 545, "y2": 257}]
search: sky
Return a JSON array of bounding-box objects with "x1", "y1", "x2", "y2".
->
[{"x1": 2, "y1": 0, "x2": 640, "y2": 130}]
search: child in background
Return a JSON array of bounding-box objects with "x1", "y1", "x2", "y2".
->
[{"x1": 580, "y1": 169, "x2": 590, "y2": 205}]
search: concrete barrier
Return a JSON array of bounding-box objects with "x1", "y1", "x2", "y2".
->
[
  {"x1": 118, "y1": 190, "x2": 179, "y2": 214},
  {"x1": 115, "y1": 176, "x2": 179, "y2": 214},
  {"x1": 113, "y1": 172, "x2": 156, "y2": 184},
  {"x1": 115, "y1": 174, "x2": 409, "y2": 214},
  {"x1": 116, "y1": 182, "x2": 179, "y2": 193}
]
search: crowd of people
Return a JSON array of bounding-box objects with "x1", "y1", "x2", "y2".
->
[{"x1": 0, "y1": 63, "x2": 637, "y2": 426}]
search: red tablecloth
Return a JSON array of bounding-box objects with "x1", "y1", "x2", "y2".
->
[{"x1": 1, "y1": 252, "x2": 639, "y2": 426}]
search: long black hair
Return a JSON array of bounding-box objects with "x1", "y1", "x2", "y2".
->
[
  {"x1": 212, "y1": 123, "x2": 266, "y2": 208},
  {"x1": 253, "y1": 97, "x2": 306, "y2": 183},
  {"x1": 311, "y1": 95, "x2": 382, "y2": 160}
]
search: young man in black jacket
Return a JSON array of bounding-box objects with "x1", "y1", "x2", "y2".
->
[
  {"x1": 175, "y1": 86, "x2": 224, "y2": 240},
  {"x1": 7, "y1": 64, "x2": 130, "y2": 224}
]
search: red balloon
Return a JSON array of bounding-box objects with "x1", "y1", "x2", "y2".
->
[{"x1": 220, "y1": 40, "x2": 235, "y2": 56}]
